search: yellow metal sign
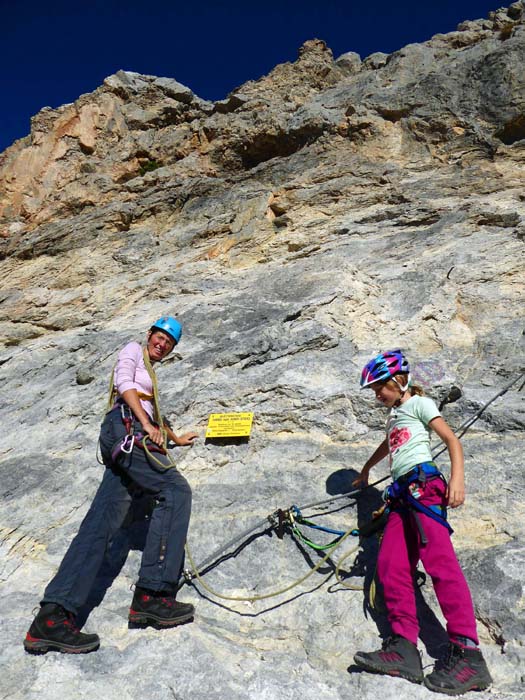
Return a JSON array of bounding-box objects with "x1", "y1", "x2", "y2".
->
[{"x1": 206, "y1": 412, "x2": 254, "y2": 438}]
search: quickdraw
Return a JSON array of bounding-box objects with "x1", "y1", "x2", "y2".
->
[{"x1": 288, "y1": 505, "x2": 349, "y2": 551}]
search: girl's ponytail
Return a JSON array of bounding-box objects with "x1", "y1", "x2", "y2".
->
[{"x1": 409, "y1": 384, "x2": 425, "y2": 396}]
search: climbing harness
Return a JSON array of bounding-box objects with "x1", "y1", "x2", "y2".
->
[
  {"x1": 382, "y1": 461, "x2": 453, "y2": 545},
  {"x1": 101, "y1": 346, "x2": 177, "y2": 469},
  {"x1": 110, "y1": 403, "x2": 172, "y2": 466}
]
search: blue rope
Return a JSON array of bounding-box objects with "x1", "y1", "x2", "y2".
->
[{"x1": 291, "y1": 506, "x2": 347, "y2": 537}]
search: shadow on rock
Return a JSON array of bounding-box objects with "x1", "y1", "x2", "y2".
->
[
  {"x1": 326, "y1": 468, "x2": 448, "y2": 660},
  {"x1": 75, "y1": 492, "x2": 155, "y2": 629}
]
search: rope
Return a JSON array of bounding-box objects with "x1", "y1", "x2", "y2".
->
[
  {"x1": 141, "y1": 347, "x2": 163, "y2": 430},
  {"x1": 141, "y1": 435, "x2": 178, "y2": 470},
  {"x1": 138, "y1": 348, "x2": 183, "y2": 469},
  {"x1": 184, "y1": 526, "x2": 360, "y2": 603},
  {"x1": 290, "y1": 506, "x2": 346, "y2": 536},
  {"x1": 288, "y1": 506, "x2": 347, "y2": 552},
  {"x1": 180, "y1": 479, "x2": 392, "y2": 600},
  {"x1": 432, "y1": 371, "x2": 525, "y2": 459},
  {"x1": 334, "y1": 543, "x2": 369, "y2": 591},
  {"x1": 290, "y1": 526, "x2": 343, "y2": 552},
  {"x1": 180, "y1": 476, "x2": 390, "y2": 589}
]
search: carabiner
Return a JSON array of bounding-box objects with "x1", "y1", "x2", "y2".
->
[{"x1": 120, "y1": 434, "x2": 134, "y2": 454}]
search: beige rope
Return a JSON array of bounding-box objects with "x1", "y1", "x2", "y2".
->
[{"x1": 183, "y1": 525, "x2": 362, "y2": 604}]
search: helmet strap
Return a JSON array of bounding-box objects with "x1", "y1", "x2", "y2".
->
[{"x1": 392, "y1": 373, "x2": 411, "y2": 403}]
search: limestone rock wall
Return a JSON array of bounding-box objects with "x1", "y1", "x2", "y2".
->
[{"x1": 0, "y1": 4, "x2": 524, "y2": 699}]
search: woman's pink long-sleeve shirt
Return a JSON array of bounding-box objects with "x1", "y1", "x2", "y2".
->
[{"x1": 113, "y1": 341, "x2": 154, "y2": 418}]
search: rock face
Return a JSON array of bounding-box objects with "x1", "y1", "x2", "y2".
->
[{"x1": 1, "y1": 4, "x2": 524, "y2": 700}]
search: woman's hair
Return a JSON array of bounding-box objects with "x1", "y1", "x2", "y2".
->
[{"x1": 392, "y1": 372, "x2": 425, "y2": 396}]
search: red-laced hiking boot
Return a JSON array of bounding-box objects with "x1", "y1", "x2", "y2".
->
[
  {"x1": 424, "y1": 642, "x2": 492, "y2": 695},
  {"x1": 24, "y1": 603, "x2": 100, "y2": 654},
  {"x1": 128, "y1": 587, "x2": 194, "y2": 629},
  {"x1": 354, "y1": 634, "x2": 424, "y2": 683}
]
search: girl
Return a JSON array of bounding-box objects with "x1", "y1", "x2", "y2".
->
[{"x1": 352, "y1": 349, "x2": 492, "y2": 695}]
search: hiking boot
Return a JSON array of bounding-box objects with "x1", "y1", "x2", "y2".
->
[
  {"x1": 354, "y1": 634, "x2": 423, "y2": 683},
  {"x1": 23, "y1": 603, "x2": 100, "y2": 654},
  {"x1": 424, "y1": 642, "x2": 492, "y2": 695},
  {"x1": 128, "y1": 587, "x2": 194, "y2": 629}
]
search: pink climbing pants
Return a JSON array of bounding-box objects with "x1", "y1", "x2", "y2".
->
[{"x1": 377, "y1": 475, "x2": 479, "y2": 646}]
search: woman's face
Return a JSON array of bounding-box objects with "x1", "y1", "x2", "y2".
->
[{"x1": 146, "y1": 330, "x2": 175, "y2": 362}]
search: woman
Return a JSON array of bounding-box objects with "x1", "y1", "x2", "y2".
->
[{"x1": 24, "y1": 316, "x2": 198, "y2": 654}]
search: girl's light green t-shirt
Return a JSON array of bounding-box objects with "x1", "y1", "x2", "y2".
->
[{"x1": 387, "y1": 395, "x2": 441, "y2": 480}]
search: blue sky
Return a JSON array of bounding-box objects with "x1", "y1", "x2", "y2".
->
[{"x1": 1, "y1": 0, "x2": 499, "y2": 154}]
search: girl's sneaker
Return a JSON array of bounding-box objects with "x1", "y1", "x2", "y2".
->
[
  {"x1": 424, "y1": 642, "x2": 492, "y2": 695},
  {"x1": 353, "y1": 634, "x2": 424, "y2": 683}
]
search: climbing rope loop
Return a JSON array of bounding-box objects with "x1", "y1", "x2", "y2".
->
[
  {"x1": 182, "y1": 478, "x2": 396, "y2": 604},
  {"x1": 184, "y1": 522, "x2": 361, "y2": 604}
]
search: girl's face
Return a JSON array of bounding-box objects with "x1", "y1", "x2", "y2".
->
[
  {"x1": 146, "y1": 330, "x2": 175, "y2": 362},
  {"x1": 369, "y1": 380, "x2": 403, "y2": 407}
]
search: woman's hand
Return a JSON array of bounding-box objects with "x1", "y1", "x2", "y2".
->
[
  {"x1": 163, "y1": 423, "x2": 198, "y2": 447},
  {"x1": 174, "y1": 431, "x2": 198, "y2": 447},
  {"x1": 142, "y1": 422, "x2": 165, "y2": 446}
]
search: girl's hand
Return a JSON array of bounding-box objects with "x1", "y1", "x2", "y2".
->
[
  {"x1": 447, "y1": 475, "x2": 465, "y2": 508},
  {"x1": 353, "y1": 441, "x2": 388, "y2": 489}
]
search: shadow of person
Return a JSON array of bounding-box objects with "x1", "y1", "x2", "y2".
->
[
  {"x1": 75, "y1": 492, "x2": 154, "y2": 628},
  {"x1": 325, "y1": 468, "x2": 358, "y2": 496},
  {"x1": 415, "y1": 573, "x2": 449, "y2": 659},
  {"x1": 325, "y1": 469, "x2": 390, "y2": 636},
  {"x1": 325, "y1": 469, "x2": 449, "y2": 662}
]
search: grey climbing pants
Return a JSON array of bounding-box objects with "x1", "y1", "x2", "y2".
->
[{"x1": 42, "y1": 406, "x2": 192, "y2": 615}]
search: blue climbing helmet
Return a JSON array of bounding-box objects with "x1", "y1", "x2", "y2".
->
[
  {"x1": 360, "y1": 349, "x2": 410, "y2": 389},
  {"x1": 150, "y1": 316, "x2": 182, "y2": 345}
]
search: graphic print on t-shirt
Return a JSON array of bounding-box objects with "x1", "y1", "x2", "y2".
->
[{"x1": 389, "y1": 426, "x2": 412, "y2": 453}]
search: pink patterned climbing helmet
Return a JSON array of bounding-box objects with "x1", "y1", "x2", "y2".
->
[{"x1": 360, "y1": 349, "x2": 410, "y2": 389}]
